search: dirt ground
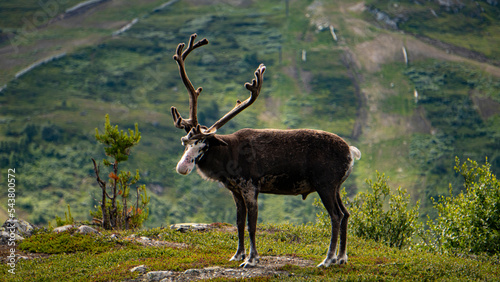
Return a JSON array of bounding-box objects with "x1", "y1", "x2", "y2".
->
[
  {"x1": 130, "y1": 255, "x2": 315, "y2": 281},
  {"x1": 0, "y1": 243, "x2": 50, "y2": 263}
]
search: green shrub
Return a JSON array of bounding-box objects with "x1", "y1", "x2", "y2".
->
[
  {"x1": 18, "y1": 229, "x2": 116, "y2": 254},
  {"x1": 316, "y1": 172, "x2": 422, "y2": 249},
  {"x1": 426, "y1": 157, "x2": 500, "y2": 255}
]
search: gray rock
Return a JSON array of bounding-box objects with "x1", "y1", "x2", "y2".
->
[
  {"x1": 183, "y1": 268, "x2": 202, "y2": 275},
  {"x1": 170, "y1": 223, "x2": 210, "y2": 232},
  {"x1": 53, "y1": 224, "x2": 75, "y2": 233},
  {"x1": 130, "y1": 264, "x2": 148, "y2": 273},
  {"x1": 2, "y1": 218, "x2": 34, "y2": 237},
  {"x1": 146, "y1": 271, "x2": 175, "y2": 281},
  {"x1": 374, "y1": 10, "x2": 398, "y2": 29},
  {"x1": 17, "y1": 256, "x2": 30, "y2": 261},
  {"x1": 0, "y1": 230, "x2": 24, "y2": 245},
  {"x1": 77, "y1": 225, "x2": 99, "y2": 235}
]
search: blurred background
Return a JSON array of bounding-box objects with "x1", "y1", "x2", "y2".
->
[{"x1": 0, "y1": 0, "x2": 499, "y2": 228}]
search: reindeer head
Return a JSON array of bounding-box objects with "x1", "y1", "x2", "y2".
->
[{"x1": 170, "y1": 34, "x2": 265, "y2": 175}]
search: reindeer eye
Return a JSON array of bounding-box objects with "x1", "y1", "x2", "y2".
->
[{"x1": 181, "y1": 136, "x2": 198, "y2": 146}]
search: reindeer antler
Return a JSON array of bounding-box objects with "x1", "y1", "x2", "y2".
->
[
  {"x1": 171, "y1": 34, "x2": 265, "y2": 137},
  {"x1": 171, "y1": 34, "x2": 209, "y2": 133},
  {"x1": 206, "y1": 64, "x2": 266, "y2": 133}
]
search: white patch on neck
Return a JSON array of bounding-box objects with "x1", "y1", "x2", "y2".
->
[{"x1": 176, "y1": 141, "x2": 206, "y2": 175}]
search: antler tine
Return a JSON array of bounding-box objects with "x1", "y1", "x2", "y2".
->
[
  {"x1": 245, "y1": 63, "x2": 266, "y2": 96},
  {"x1": 182, "y1": 34, "x2": 209, "y2": 61},
  {"x1": 206, "y1": 64, "x2": 266, "y2": 133},
  {"x1": 171, "y1": 33, "x2": 209, "y2": 132}
]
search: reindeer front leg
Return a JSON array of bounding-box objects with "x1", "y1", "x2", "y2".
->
[
  {"x1": 240, "y1": 184, "x2": 260, "y2": 268},
  {"x1": 230, "y1": 191, "x2": 247, "y2": 262}
]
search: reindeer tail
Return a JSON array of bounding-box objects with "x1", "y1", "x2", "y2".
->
[{"x1": 349, "y1": 146, "x2": 361, "y2": 161}]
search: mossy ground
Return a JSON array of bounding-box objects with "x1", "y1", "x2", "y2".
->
[{"x1": 1, "y1": 223, "x2": 498, "y2": 281}]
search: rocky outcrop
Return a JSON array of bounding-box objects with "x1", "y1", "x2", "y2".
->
[
  {"x1": 170, "y1": 223, "x2": 211, "y2": 232},
  {"x1": 0, "y1": 219, "x2": 34, "y2": 244},
  {"x1": 52, "y1": 224, "x2": 100, "y2": 235},
  {"x1": 366, "y1": 7, "x2": 404, "y2": 30}
]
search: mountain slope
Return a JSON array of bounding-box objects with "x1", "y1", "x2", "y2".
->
[{"x1": 0, "y1": 0, "x2": 499, "y2": 227}]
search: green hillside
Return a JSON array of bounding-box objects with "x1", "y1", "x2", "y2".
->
[{"x1": 1, "y1": 0, "x2": 500, "y2": 229}]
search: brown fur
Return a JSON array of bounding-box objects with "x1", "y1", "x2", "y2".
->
[{"x1": 198, "y1": 128, "x2": 351, "y2": 197}]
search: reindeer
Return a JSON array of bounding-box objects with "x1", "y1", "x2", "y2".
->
[{"x1": 170, "y1": 34, "x2": 361, "y2": 268}]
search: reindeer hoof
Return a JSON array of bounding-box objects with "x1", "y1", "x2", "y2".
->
[
  {"x1": 317, "y1": 257, "x2": 337, "y2": 268},
  {"x1": 239, "y1": 257, "x2": 259, "y2": 268},
  {"x1": 337, "y1": 255, "x2": 348, "y2": 265},
  {"x1": 317, "y1": 255, "x2": 348, "y2": 267},
  {"x1": 230, "y1": 253, "x2": 245, "y2": 261}
]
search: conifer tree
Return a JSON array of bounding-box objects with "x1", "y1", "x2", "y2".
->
[{"x1": 91, "y1": 114, "x2": 149, "y2": 230}]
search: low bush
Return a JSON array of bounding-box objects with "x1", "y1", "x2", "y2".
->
[
  {"x1": 19, "y1": 229, "x2": 117, "y2": 254},
  {"x1": 316, "y1": 172, "x2": 422, "y2": 249},
  {"x1": 425, "y1": 157, "x2": 500, "y2": 255}
]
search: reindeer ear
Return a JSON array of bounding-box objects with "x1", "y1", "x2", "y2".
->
[{"x1": 209, "y1": 136, "x2": 228, "y2": 146}]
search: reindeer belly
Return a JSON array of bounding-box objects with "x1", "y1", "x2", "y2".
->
[{"x1": 258, "y1": 173, "x2": 315, "y2": 197}]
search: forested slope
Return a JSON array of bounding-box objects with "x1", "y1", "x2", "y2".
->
[{"x1": 0, "y1": 0, "x2": 499, "y2": 227}]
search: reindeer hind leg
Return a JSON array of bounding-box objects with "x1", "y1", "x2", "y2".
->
[
  {"x1": 316, "y1": 186, "x2": 344, "y2": 267},
  {"x1": 336, "y1": 192, "x2": 349, "y2": 265}
]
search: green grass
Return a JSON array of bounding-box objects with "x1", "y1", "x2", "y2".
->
[
  {"x1": 378, "y1": 62, "x2": 416, "y2": 116},
  {"x1": 1, "y1": 223, "x2": 499, "y2": 281}
]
